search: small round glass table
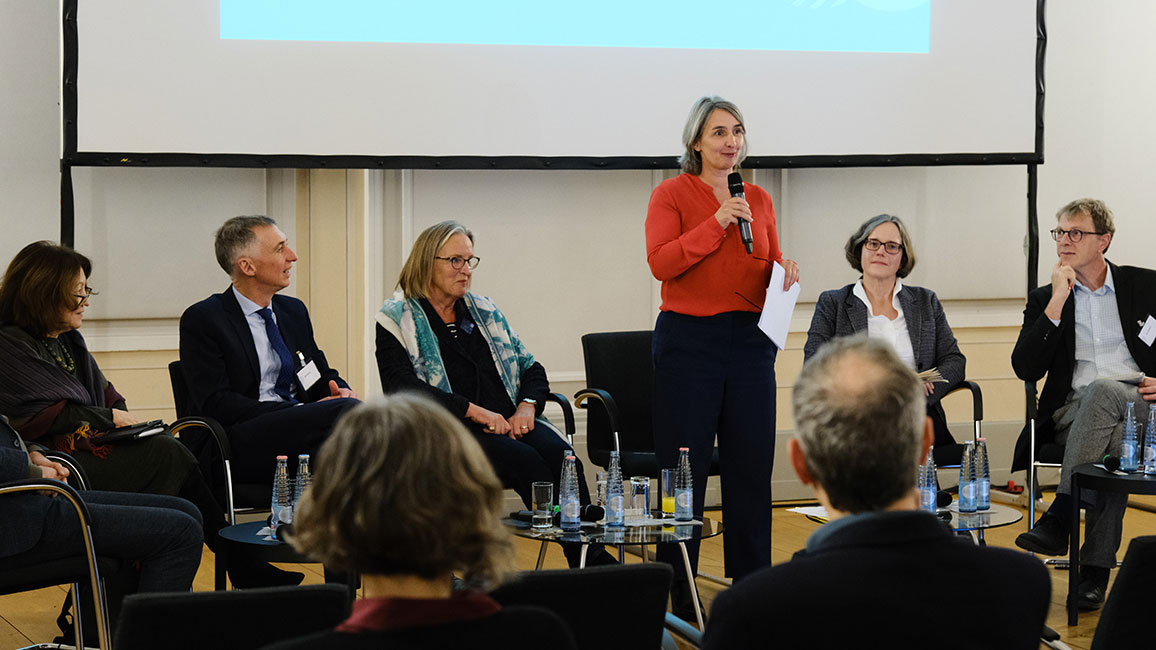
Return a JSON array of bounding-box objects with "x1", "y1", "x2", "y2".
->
[
  {"x1": 801, "y1": 503, "x2": 1022, "y2": 544},
  {"x1": 505, "y1": 514, "x2": 723, "y2": 629}
]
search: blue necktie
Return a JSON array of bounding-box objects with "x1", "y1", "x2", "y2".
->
[{"x1": 257, "y1": 307, "x2": 297, "y2": 403}]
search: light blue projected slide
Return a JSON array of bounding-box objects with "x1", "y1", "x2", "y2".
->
[{"x1": 220, "y1": 0, "x2": 930, "y2": 54}]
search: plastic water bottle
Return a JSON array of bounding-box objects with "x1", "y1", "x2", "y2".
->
[
  {"x1": 958, "y1": 442, "x2": 977, "y2": 513},
  {"x1": 293, "y1": 453, "x2": 312, "y2": 503},
  {"x1": 605, "y1": 451, "x2": 625, "y2": 527},
  {"x1": 976, "y1": 438, "x2": 991, "y2": 511},
  {"x1": 1121, "y1": 402, "x2": 1140, "y2": 472},
  {"x1": 1144, "y1": 404, "x2": 1156, "y2": 476},
  {"x1": 559, "y1": 455, "x2": 581, "y2": 532},
  {"x1": 919, "y1": 447, "x2": 937, "y2": 513},
  {"x1": 271, "y1": 455, "x2": 292, "y2": 539},
  {"x1": 674, "y1": 447, "x2": 694, "y2": 522}
]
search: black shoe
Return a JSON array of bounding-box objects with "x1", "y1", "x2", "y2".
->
[
  {"x1": 1077, "y1": 581, "x2": 1106, "y2": 611},
  {"x1": 1015, "y1": 515, "x2": 1069, "y2": 556}
]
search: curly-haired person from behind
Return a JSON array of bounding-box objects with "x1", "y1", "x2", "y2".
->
[{"x1": 261, "y1": 393, "x2": 577, "y2": 650}]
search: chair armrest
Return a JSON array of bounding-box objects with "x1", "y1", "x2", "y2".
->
[
  {"x1": 0, "y1": 477, "x2": 111, "y2": 649},
  {"x1": 573, "y1": 388, "x2": 624, "y2": 453},
  {"x1": 1025, "y1": 380, "x2": 1038, "y2": 421},
  {"x1": 41, "y1": 450, "x2": 91, "y2": 491},
  {"x1": 944, "y1": 380, "x2": 983, "y2": 422},
  {"x1": 544, "y1": 392, "x2": 576, "y2": 439},
  {"x1": 663, "y1": 612, "x2": 703, "y2": 648},
  {"x1": 171, "y1": 416, "x2": 233, "y2": 461}
]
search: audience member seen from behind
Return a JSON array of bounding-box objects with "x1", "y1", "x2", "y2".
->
[
  {"x1": 263, "y1": 394, "x2": 577, "y2": 650},
  {"x1": 645, "y1": 95, "x2": 800, "y2": 617},
  {"x1": 804, "y1": 214, "x2": 966, "y2": 463},
  {"x1": 703, "y1": 337, "x2": 1050, "y2": 650},
  {"x1": 0, "y1": 240, "x2": 294, "y2": 588},
  {"x1": 1012, "y1": 198, "x2": 1156, "y2": 610},
  {"x1": 375, "y1": 220, "x2": 609, "y2": 568}
]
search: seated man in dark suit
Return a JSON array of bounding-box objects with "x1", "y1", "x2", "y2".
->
[
  {"x1": 703, "y1": 337, "x2": 1050, "y2": 650},
  {"x1": 1012, "y1": 198, "x2": 1156, "y2": 609},
  {"x1": 179, "y1": 215, "x2": 359, "y2": 484}
]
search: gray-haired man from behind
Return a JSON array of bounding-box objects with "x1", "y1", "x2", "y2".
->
[{"x1": 703, "y1": 337, "x2": 1050, "y2": 650}]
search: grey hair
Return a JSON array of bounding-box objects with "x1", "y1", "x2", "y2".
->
[
  {"x1": 679, "y1": 96, "x2": 748, "y2": 175},
  {"x1": 1056, "y1": 198, "x2": 1115, "y2": 252},
  {"x1": 791, "y1": 336, "x2": 925, "y2": 513},
  {"x1": 214, "y1": 215, "x2": 277, "y2": 276},
  {"x1": 844, "y1": 214, "x2": 917, "y2": 278}
]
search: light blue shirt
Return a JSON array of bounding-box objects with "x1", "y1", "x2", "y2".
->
[
  {"x1": 1061, "y1": 265, "x2": 1142, "y2": 390},
  {"x1": 231, "y1": 286, "x2": 286, "y2": 403}
]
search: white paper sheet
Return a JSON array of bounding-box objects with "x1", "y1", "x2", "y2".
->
[{"x1": 758, "y1": 261, "x2": 801, "y2": 349}]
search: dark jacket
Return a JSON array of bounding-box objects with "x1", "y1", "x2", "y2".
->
[
  {"x1": 1011, "y1": 262, "x2": 1156, "y2": 471},
  {"x1": 703, "y1": 511, "x2": 1050, "y2": 650},
  {"x1": 179, "y1": 287, "x2": 348, "y2": 428},
  {"x1": 805, "y1": 283, "x2": 966, "y2": 446}
]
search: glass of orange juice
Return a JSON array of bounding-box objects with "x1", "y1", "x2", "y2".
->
[{"x1": 660, "y1": 468, "x2": 676, "y2": 517}]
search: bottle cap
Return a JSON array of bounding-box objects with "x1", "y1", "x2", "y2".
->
[
  {"x1": 977, "y1": 437, "x2": 986, "y2": 443},
  {"x1": 679, "y1": 447, "x2": 690, "y2": 451},
  {"x1": 565, "y1": 455, "x2": 576, "y2": 460},
  {"x1": 276, "y1": 455, "x2": 288, "y2": 460}
]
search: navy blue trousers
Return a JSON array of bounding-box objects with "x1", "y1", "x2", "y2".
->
[{"x1": 652, "y1": 310, "x2": 776, "y2": 582}]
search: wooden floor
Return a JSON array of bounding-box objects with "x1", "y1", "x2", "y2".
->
[{"x1": 3, "y1": 498, "x2": 1153, "y2": 649}]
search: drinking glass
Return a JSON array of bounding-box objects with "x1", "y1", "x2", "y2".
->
[{"x1": 531, "y1": 481, "x2": 553, "y2": 529}]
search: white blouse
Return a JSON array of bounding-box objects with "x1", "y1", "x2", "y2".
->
[{"x1": 853, "y1": 279, "x2": 917, "y2": 370}]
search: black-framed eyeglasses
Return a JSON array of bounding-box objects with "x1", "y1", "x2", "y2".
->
[
  {"x1": 864, "y1": 239, "x2": 903, "y2": 255},
  {"x1": 1050, "y1": 228, "x2": 1104, "y2": 243},
  {"x1": 434, "y1": 255, "x2": 481, "y2": 270},
  {"x1": 74, "y1": 286, "x2": 96, "y2": 303}
]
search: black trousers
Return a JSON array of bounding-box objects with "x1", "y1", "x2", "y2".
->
[
  {"x1": 652, "y1": 310, "x2": 777, "y2": 583},
  {"x1": 229, "y1": 398, "x2": 360, "y2": 483}
]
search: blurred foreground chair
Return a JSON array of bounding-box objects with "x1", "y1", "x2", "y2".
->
[
  {"x1": 114, "y1": 584, "x2": 351, "y2": 650},
  {"x1": 492, "y1": 563, "x2": 672, "y2": 650}
]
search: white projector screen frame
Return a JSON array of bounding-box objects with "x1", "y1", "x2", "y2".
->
[{"x1": 64, "y1": 0, "x2": 1044, "y2": 168}]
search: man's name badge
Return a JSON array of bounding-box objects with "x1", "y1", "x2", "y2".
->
[
  {"x1": 1139, "y1": 315, "x2": 1156, "y2": 347},
  {"x1": 297, "y1": 359, "x2": 321, "y2": 389}
]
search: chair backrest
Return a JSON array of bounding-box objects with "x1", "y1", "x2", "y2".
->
[
  {"x1": 168, "y1": 360, "x2": 194, "y2": 419},
  {"x1": 113, "y1": 584, "x2": 351, "y2": 650},
  {"x1": 580, "y1": 331, "x2": 655, "y2": 463},
  {"x1": 491, "y1": 563, "x2": 673, "y2": 650},
  {"x1": 1090, "y1": 535, "x2": 1156, "y2": 650}
]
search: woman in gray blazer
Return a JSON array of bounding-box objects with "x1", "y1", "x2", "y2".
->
[{"x1": 804, "y1": 215, "x2": 965, "y2": 457}]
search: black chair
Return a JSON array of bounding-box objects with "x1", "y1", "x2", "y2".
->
[
  {"x1": 0, "y1": 477, "x2": 114, "y2": 650},
  {"x1": 1090, "y1": 535, "x2": 1156, "y2": 650},
  {"x1": 168, "y1": 359, "x2": 269, "y2": 525},
  {"x1": 113, "y1": 584, "x2": 351, "y2": 650},
  {"x1": 931, "y1": 380, "x2": 985, "y2": 469},
  {"x1": 491, "y1": 563, "x2": 672, "y2": 650},
  {"x1": 574, "y1": 331, "x2": 720, "y2": 481}
]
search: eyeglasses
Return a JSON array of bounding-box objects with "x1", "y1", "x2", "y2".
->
[
  {"x1": 434, "y1": 255, "x2": 481, "y2": 270},
  {"x1": 864, "y1": 239, "x2": 903, "y2": 255},
  {"x1": 73, "y1": 286, "x2": 96, "y2": 303},
  {"x1": 1050, "y1": 228, "x2": 1104, "y2": 243}
]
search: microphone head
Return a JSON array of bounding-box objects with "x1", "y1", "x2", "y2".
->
[
  {"x1": 727, "y1": 172, "x2": 745, "y2": 197},
  {"x1": 936, "y1": 490, "x2": 953, "y2": 508},
  {"x1": 581, "y1": 504, "x2": 605, "y2": 522},
  {"x1": 1101, "y1": 454, "x2": 1121, "y2": 472}
]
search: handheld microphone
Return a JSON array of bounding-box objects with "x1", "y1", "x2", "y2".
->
[
  {"x1": 727, "y1": 172, "x2": 754, "y2": 254},
  {"x1": 1101, "y1": 454, "x2": 1121, "y2": 472}
]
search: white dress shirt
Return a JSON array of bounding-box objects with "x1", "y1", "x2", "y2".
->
[
  {"x1": 232, "y1": 285, "x2": 286, "y2": 403},
  {"x1": 853, "y1": 278, "x2": 917, "y2": 370},
  {"x1": 1057, "y1": 265, "x2": 1142, "y2": 390}
]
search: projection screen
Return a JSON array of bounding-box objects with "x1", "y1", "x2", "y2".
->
[{"x1": 71, "y1": 0, "x2": 1038, "y2": 162}]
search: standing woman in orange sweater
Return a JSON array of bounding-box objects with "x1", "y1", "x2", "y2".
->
[{"x1": 645, "y1": 96, "x2": 799, "y2": 618}]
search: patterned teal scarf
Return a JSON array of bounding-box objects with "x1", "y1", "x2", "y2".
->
[{"x1": 376, "y1": 291, "x2": 535, "y2": 402}]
